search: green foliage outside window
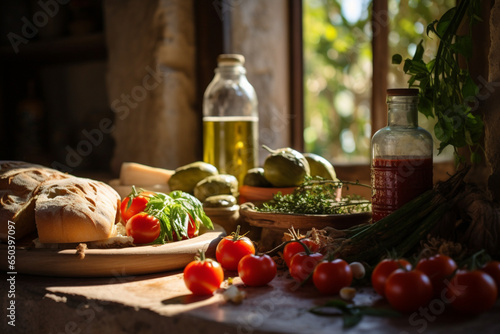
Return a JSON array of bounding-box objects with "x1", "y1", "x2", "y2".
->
[{"x1": 303, "y1": 0, "x2": 455, "y2": 163}]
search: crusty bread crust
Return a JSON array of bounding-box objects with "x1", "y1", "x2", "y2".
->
[
  {"x1": 0, "y1": 161, "x2": 69, "y2": 241},
  {"x1": 35, "y1": 177, "x2": 120, "y2": 243}
]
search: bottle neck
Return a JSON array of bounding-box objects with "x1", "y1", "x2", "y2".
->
[
  {"x1": 387, "y1": 95, "x2": 418, "y2": 127},
  {"x1": 215, "y1": 65, "x2": 246, "y2": 79}
]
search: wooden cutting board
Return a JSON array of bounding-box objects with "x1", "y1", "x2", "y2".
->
[{"x1": 0, "y1": 224, "x2": 225, "y2": 277}]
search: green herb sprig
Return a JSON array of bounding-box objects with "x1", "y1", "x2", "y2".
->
[
  {"x1": 392, "y1": 0, "x2": 484, "y2": 164},
  {"x1": 145, "y1": 191, "x2": 213, "y2": 244},
  {"x1": 257, "y1": 177, "x2": 371, "y2": 215}
]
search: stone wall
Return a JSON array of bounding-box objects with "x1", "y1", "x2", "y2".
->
[
  {"x1": 105, "y1": 0, "x2": 290, "y2": 172},
  {"x1": 485, "y1": 0, "x2": 500, "y2": 201},
  {"x1": 230, "y1": 0, "x2": 291, "y2": 165},
  {"x1": 104, "y1": 0, "x2": 197, "y2": 173}
]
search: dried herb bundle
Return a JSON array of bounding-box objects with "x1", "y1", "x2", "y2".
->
[{"x1": 327, "y1": 168, "x2": 469, "y2": 265}]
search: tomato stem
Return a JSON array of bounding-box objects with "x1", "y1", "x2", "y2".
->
[
  {"x1": 231, "y1": 225, "x2": 242, "y2": 242},
  {"x1": 325, "y1": 252, "x2": 336, "y2": 262},
  {"x1": 297, "y1": 239, "x2": 311, "y2": 256},
  {"x1": 287, "y1": 227, "x2": 312, "y2": 255},
  {"x1": 196, "y1": 249, "x2": 206, "y2": 262},
  {"x1": 460, "y1": 249, "x2": 490, "y2": 271}
]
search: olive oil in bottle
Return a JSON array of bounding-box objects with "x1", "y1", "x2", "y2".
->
[{"x1": 203, "y1": 54, "x2": 259, "y2": 185}]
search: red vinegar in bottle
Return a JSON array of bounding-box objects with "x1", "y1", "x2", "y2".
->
[{"x1": 371, "y1": 89, "x2": 433, "y2": 222}]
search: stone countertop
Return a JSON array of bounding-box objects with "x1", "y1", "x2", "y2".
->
[{"x1": 2, "y1": 270, "x2": 500, "y2": 334}]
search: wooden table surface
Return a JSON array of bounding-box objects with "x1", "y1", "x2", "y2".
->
[{"x1": 2, "y1": 269, "x2": 500, "y2": 334}]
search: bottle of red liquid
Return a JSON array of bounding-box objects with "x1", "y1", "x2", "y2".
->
[{"x1": 371, "y1": 89, "x2": 433, "y2": 222}]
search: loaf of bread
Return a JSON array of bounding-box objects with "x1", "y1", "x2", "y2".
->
[
  {"x1": 35, "y1": 177, "x2": 120, "y2": 243},
  {"x1": 0, "y1": 161, "x2": 70, "y2": 241},
  {"x1": 0, "y1": 161, "x2": 121, "y2": 244}
]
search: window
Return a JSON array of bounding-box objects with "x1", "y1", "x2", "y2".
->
[
  {"x1": 302, "y1": 0, "x2": 455, "y2": 169},
  {"x1": 303, "y1": 0, "x2": 372, "y2": 164}
]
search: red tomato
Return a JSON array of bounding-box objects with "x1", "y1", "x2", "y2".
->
[
  {"x1": 120, "y1": 190, "x2": 154, "y2": 222},
  {"x1": 238, "y1": 254, "x2": 277, "y2": 287},
  {"x1": 125, "y1": 212, "x2": 161, "y2": 244},
  {"x1": 216, "y1": 229, "x2": 255, "y2": 271},
  {"x1": 445, "y1": 270, "x2": 498, "y2": 314},
  {"x1": 371, "y1": 258, "x2": 412, "y2": 297},
  {"x1": 416, "y1": 254, "x2": 457, "y2": 296},
  {"x1": 173, "y1": 216, "x2": 199, "y2": 241},
  {"x1": 289, "y1": 252, "x2": 324, "y2": 283},
  {"x1": 313, "y1": 259, "x2": 353, "y2": 295},
  {"x1": 481, "y1": 261, "x2": 500, "y2": 291},
  {"x1": 283, "y1": 238, "x2": 320, "y2": 267},
  {"x1": 385, "y1": 269, "x2": 433, "y2": 313},
  {"x1": 183, "y1": 252, "x2": 224, "y2": 295}
]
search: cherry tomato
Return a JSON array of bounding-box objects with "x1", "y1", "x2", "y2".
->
[
  {"x1": 216, "y1": 227, "x2": 255, "y2": 271},
  {"x1": 416, "y1": 254, "x2": 457, "y2": 297},
  {"x1": 173, "y1": 216, "x2": 199, "y2": 241},
  {"x1": 183, "y1": 251, "x2": 224, "y2": 295},
  {"x1": 371, "y1": 258, "x2": 412, "y2": 297},
  {"x1": 238, "y1": 254, "x2": 277, "y2": 287},
  {"x1": 445, "y1": 270, "x2": 498, "y2": 314},
  {"x1": 283, "y1": 238, "x2": 320, "y2": 267},
  {"x1": 125, "y1": 212, "x2": 161, "y2": 244},
  {"x1": 313, "y1": 259, "x2": 353, "y2": 295},
  {"x1": 481, "y1": 261, "x2": 500, "y2": 291},
  {"x1": 120, "y1": 190, "x2": 155, "y2": 222},
  {"x1": 385, "y1": 269, "x2": 433, "y2": 313},
  {"x1": 289, "y1": 251, "x2": 324, "y2": 283}
]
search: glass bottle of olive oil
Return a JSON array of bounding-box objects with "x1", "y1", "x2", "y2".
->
[{"x1": 203, "y1": 54, "x2": 259, "y2": 185}]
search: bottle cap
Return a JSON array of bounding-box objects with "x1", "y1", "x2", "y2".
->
[
  {"x1": 218, "y1": 54, "x2": 245, "y2": 66},
  {"x1": 387, "y1": 88, "x2": 419, "y2": 96}
]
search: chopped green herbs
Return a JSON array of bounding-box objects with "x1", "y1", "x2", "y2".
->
[{"x1": 257, "y1": 177, "x2": 371, "y2": 215}]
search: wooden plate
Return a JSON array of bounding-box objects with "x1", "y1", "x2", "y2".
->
[
  {"x1": 0, "y1": 224, "x2": 225, "y2": 277},
  {"x1": 239, "y1": 205, "x2": 372, "y2": 231}
]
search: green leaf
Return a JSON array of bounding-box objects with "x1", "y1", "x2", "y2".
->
[
  {"x1": 413, "y1": 40, "x2": 425, "y2": 61},
  {"x1": 471, "y1": 151, "x2": 482, "y2": 164},
  {"x1": 465, "y1": 113, "x2": 484, "y2": 143},
  {"x1": 343, "y1": 313, "x2": 363, "y2": 328},
  {"x1": 426, "y1": 58, "x2": 436, "y2": 72},
  {"x1": 436, "y1": 7, "x2": 457, "y2": 37},
  {"x1": 403, "y1": 59, "x2": 413, "y2": 73},
  {"x1": 462, "y1": 75, "x2": 478, "y2": 100},
  {"x1": 416, "y1": 76, "x2": 430, "y2": 91},
  {"x1": 308, "y1": 307, "x2": 343, "y2": 317},
  {"x1": 465, "y1": 130, "x2": 474, "y2": 146},
  {"x1": 453, "y1": 151, "x2": 462, "y2": 165},
  {"x1": 145, "y1": 190, "x2": 213, "y2": 244},
  {"x1": 452, "y1": 35, "x2": 473, "y2": 58},
  {"x1": 407, "y1": 60, "x2": 428, "y2": 75},
  {"x1": 418, "y1": 96, "x2": 434, "y2": 118},
  {"x1": 434, "y1": 122, "x2": 448, "y2": 142},
  {"x1": 392, "y1": 54, "x2": 403, "y2": 65},
  {"x1": 426, "y1": 20, "x2": 438, "y2": 36},
  {"x1": 324, "y1": 299, "x2": 349, "y2": 309},
  {"x1": 309, "y1": 299, "x2": 401, "y2": 329},
  {"x1": 408, "y1": 75, "x2": 417, "y2": 87},
  {"x1": 438, "y1": 141, "x2": 450, "y2": 155}
]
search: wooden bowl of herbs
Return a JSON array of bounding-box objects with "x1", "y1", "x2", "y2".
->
[{"x1": 239, "y1": 179, "x2": 372, "y2": 249}]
